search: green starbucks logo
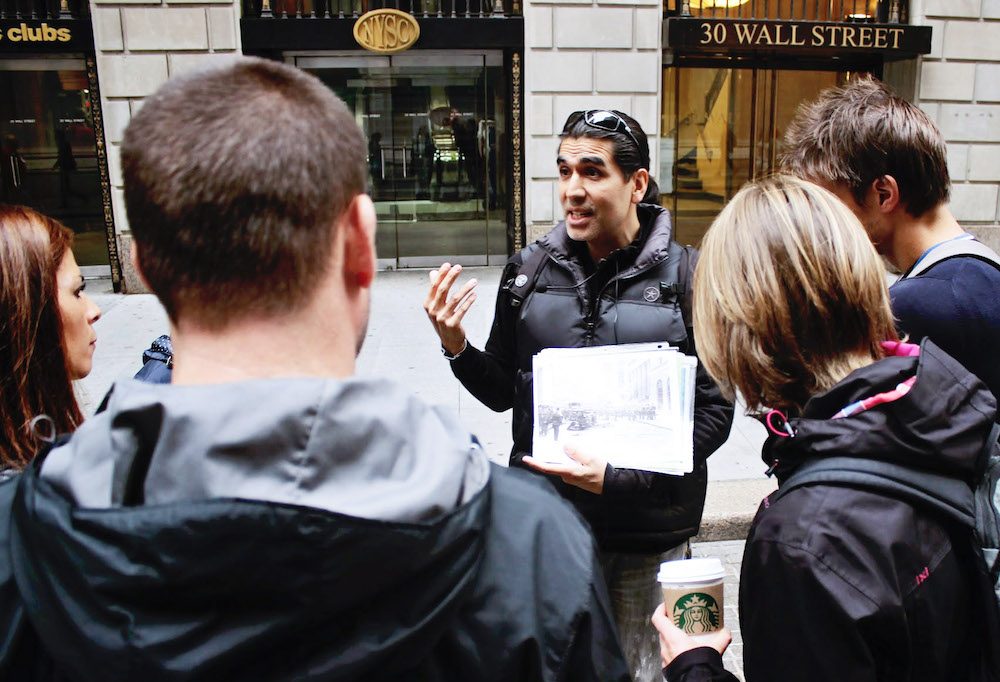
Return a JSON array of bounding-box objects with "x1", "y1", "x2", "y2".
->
[{"x1": 672, "y1": 592, "x2": 721, "y2": 634}]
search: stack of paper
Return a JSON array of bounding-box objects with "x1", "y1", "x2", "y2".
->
[{"x1": 532, "y1": 342, "x2": 696, "y2": 475}]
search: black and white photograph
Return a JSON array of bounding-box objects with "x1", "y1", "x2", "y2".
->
[{"x1": 532, "y1": 343, "x2": 697, "y2": 474}]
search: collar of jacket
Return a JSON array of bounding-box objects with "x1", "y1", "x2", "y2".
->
[
  {"x1": 536, "y1": 203, "x2": 675, "y2": 282},
  {"x1": 41, "y1": 377, "x2": 489, "y2": 523},
  {"x1": 7, "y1": 451, "x2": 491, "y2": 678},
  {"x1": 762, "y1": 339, "x2": 997, "y2": 484}
]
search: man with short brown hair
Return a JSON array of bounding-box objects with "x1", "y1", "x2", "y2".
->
[
  {"x1": 782, "y1": 77, "x2": 1000, "y2": 407},
  {"x1": 0, "y1": 58, "x2": 629, "y2": 681}
]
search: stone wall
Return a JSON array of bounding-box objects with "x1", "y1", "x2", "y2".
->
[
  {"x1": 914, "y1": 0, "x2": 1000, "y2": 248},
  {"x1": 523, "y1": 0, "x2": 661, "y2": 242},
  {"x1": 91, "y1": 0, "x2": 242, "y2": 291}
]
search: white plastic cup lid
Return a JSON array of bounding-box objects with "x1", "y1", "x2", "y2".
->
[{"x1": 657, "y1": 557, "x2": 725, "y2": 584}]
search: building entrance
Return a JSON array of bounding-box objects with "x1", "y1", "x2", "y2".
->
[
  {"x1": 660, "y1": 66, "x2": 873, "y2": 246},
  {"x1": 0, "y1": 58, "x2": 110, "y2": 274},
  {"x1": 293, "y1": 52, "x2": 509, "y2": 268}
]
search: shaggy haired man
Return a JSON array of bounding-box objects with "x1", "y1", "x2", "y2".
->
[{"x1": 783, "y1": 77, "x2": 1000, "y2": 407}]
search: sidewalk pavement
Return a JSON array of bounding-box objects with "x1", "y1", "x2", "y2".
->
[
  {"x1": 691, "y1": 540, "x2": 747, "y2": 682},
  {"x1": 81, "y1": 266, "x2": 775, "y2": 540}
]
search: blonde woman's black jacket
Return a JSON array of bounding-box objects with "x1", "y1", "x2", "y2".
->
[
  {"x1": 449, "y1": 204, "x2": 734, "y2": 553},
  {"x1": 665, "y1": 341, "x2": 1000, "y2": 682}
]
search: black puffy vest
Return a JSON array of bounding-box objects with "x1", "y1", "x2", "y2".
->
[{"x1": 505, "y1": 205, "x2": 708, "y2": 552}]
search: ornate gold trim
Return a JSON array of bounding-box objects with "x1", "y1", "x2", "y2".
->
[
  {"x1": 512, "y1": 50, "x2": 523, "y2": 252},
  {"x1": 86, "y1": 55, "x2": 122, "y2": 291}
]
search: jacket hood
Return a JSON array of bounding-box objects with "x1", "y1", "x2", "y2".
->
[
  {"x1": 539, "y1": 203, "x2": 674, "y2": 279},
  {"x1": 9, "y1": 378, "x2": 491, "y2": 679},
  {"x1": 765, "y1": 340, "x2": 997, "y2": 486}
]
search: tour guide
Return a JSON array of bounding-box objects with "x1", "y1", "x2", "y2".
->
[{"x1": 425, "y1": 109, "x2": 734, "y2": 679}]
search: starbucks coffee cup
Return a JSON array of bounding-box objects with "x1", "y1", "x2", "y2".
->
[{"x1": 657, "y1": 558, "x2": 726, "y2": 638}]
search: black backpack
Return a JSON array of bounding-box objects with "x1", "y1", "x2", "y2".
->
[{"x1": 775, "y1": 426, "x2": 1000, "y2": 680}]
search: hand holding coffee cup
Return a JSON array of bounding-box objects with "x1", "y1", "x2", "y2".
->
[
  {"x1": 651, "y1": 603, "x2": 731, "y2": 669},
  {"x1": 653, "y1": 558, "x2": 731, "y2": 669},
  {"x1": 657, "y1": 558, "x2": 726, "y2": 637}
]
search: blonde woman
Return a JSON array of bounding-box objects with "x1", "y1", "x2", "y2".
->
[{"x1": 653, "y1": 176, "x2": 1000, "y2": 681}]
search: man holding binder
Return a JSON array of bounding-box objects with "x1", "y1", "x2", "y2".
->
[{"x1": 425, "y1": 109, "x2": 734, "y2": 681}]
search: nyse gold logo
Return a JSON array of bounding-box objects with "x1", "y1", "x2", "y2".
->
[
  {"x1": 0, "y1": 22, "x2": 72, "y2": 43},
  {"x1": 353, "y1": 9, "x2": 419, "y2": 54}
]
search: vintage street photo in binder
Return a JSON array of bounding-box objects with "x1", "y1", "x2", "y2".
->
[{"x1": 531, "y1": 342, "x2": 696, "y2": 475}]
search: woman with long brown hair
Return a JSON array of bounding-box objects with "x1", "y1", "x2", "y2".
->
[{"x1": 0, "y1": 205, "x2": 100, "y2": 473}]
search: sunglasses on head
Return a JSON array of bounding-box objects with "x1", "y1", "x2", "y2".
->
[{"x1": 564, "y1": 110, "x2": 646, "y2": 165}]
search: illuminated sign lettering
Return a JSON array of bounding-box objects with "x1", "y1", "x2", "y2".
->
[
  {"x1": 667, "y1": 18, "x2": 931, "y2": 55},
  {"x1": 0, "y1": 22, "x2": 72, "y2": 43}
]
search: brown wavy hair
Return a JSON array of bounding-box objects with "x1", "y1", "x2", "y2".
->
[
  {"x1": 781, "y1": 76, "x2": 949, "y2": 218},
  {"x1": 693, "y1": 176, "x2": 898, "y2": 414},
  {"x1": 0, "y1": 205, "x2": 82, "y2": 469}
]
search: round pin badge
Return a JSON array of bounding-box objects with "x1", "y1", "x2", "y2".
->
[
  {"x1": 514, "y1": 274, "x2": 528, "y2": 287},
  {"x1": 643, "y1": 286, "x2": 659, "y2": 302}
]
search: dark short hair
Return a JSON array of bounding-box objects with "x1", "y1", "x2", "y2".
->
[
  {"x1": 560, "y1": 110, "x2": 660, "y2": 201},
  {"x1": 121, "y1": 57, "x2": 367, "y2": 327},
  {"x1": 781, "y1": 77, "x2": 949, "y2": 217}
]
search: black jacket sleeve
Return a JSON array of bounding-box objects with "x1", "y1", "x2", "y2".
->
[
  {"x1": 663, "y1": 647, "x2": 739, "y2": 682},
  {"x1": 448, "y1": 260, "x2": 521, "y2": 412},
  {"x1": 562, "y1": 553, "x2": 632, "y2": 682},
  {"x1": 603, "y1": 329, "x2": 734, "y2": 496}
]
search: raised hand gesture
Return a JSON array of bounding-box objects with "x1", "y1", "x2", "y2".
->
[{"x1": 424, "y1": 262, "x2": 478, "y2": 356}]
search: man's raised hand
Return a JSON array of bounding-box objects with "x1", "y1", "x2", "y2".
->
[{"x1": 424, "y1": 262, "x2": 478, "y2": 356}]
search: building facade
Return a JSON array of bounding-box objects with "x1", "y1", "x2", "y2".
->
[{"x1": 1, "y1": 0, "x2": 996, "y2": 291}]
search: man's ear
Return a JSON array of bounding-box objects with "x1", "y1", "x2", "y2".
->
[
  {"x1": 631, "y1": 168, "x2": 650, "y2": 204},
  {"x1": 129, "y1": 240, "x2": 153, "y2": 291},
  {"x1": 342, "y1": 193, "x2": 377, "y2": 290},
  {"x1": 872, "y1": 175, "x2": 900, "y2": 214}
]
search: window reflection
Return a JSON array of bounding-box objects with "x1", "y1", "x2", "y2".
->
[
  {"x1": 0, "y1": 65, "x2": 107, "y2": 267},
  {"x1": 306, "y1": 57, "x2": 508, "y2": 267}
]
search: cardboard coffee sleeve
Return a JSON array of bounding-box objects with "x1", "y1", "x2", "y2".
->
[{"x1": 657, "y1": 557, "x2": 726, "y2": 636}]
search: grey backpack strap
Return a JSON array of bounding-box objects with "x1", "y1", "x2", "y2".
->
[
  {"x1": 774, "y1": 456, "x2": 976, "y2": 528},
  {"x1": 975, "y1": 424, "x2": 1000, "y2": 585},
  {"x1": 905, "y1": 238, "x2": 1000, "y2": 279}
]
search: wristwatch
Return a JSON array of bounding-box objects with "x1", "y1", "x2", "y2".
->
[{"x1": 441, "y1": 340, "x2": 468, "y2": 360}]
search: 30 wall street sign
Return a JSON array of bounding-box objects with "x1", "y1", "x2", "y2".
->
[
  {"x1": 353, "y1": 9, "x2": 420, "y2": 54},
  {"x1": 666, "y1": 18, "x2": 932, "y2": 56}
]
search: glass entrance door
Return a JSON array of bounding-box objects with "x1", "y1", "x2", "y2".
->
[
  {"x1": 295, "y1": 52, "x2": 508, "y2": 268},
  {"x1": 0, "y1": 58, "x2": 109, "y2": 273},
  {"x1": 661, "y1": 67, "x2": 873, "y2": 246}
]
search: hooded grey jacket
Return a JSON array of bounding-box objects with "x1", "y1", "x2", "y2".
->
[{"x1": 0, "y1": 378, "x2": 629, "y2": 681}]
